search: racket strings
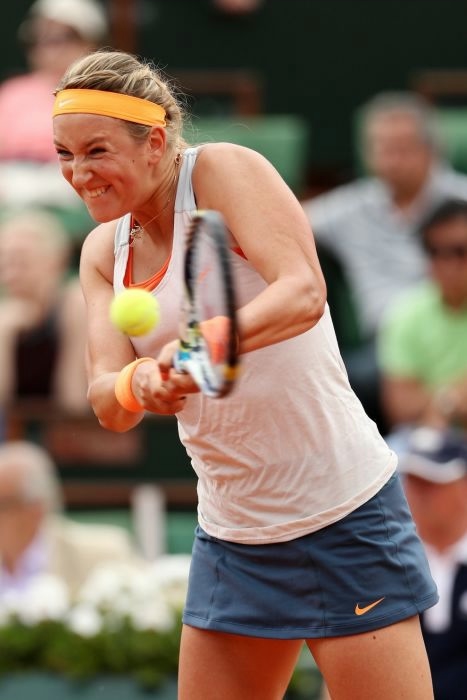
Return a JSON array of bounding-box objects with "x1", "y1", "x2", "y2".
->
[
  {"x1": 178, "y1": 211, "x2": 239, "y2": 397},
  {"x1": 196, "y1": 229, "x2": 236, "y2": 362}
]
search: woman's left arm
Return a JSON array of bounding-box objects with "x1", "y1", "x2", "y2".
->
[{"x1": 193, "y1": 143, "x2": 327, "y2": 353}]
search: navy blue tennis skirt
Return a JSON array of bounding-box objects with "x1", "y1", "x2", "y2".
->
[{"x1": 183, "y1": 473, "x2": 438, "y2": 639}]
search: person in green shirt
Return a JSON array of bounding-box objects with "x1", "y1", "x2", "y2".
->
[{"x1": 378, "y1": 198, "x2": 467, "y2": 443}]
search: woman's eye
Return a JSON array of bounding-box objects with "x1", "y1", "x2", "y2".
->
[
  {"x1": 90, "y1": 147, "x2": 105, "y2": 155},
  {"x1": 56, "y1": 149, "x2": 72, "y2": 159}
]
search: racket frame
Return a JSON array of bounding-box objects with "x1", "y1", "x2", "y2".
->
[{"x1": 174, "y1": 210, "x2": 239, "y2": 398}]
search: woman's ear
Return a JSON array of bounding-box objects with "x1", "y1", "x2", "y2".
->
[{"x1": 147, "y1": 126, "x2": 167, "y2": 164}]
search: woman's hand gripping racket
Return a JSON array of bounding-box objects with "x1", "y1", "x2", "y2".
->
[{"x1": 174, "y1": 210, "x2": 239, "y2": 398}]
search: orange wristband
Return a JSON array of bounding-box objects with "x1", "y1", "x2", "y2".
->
[{"x1": 114, "y1": 357, "x2": 153, "y2": 413}]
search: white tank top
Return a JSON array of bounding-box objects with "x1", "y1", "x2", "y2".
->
[{"x1": 114, "y1": 147, "x2": 396, "y2": 544}]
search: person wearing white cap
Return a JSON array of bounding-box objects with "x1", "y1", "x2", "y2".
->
[
  {"x1": 0, "y1": 0, "x2": 108, "y2": 219},
  {"x1": 0, "y1": 0, "x2": 108, "y2": 165},
  {"x1": 399, "y1": 426, "x2": 467, "y2": 700},
  {"x1": 22, "y1": 0, "x2": 109, "y2": 47},
  {"x1": 0, "y1": 0, "x2": 108, "y2": 207}
]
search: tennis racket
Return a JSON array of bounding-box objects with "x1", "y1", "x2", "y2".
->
[{"x1": 174, "y1": 210, "x2": 239, "y2": 398}]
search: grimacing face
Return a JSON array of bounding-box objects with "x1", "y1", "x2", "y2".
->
[{"x1": 53, "y1": 113, "x2": 162, "y2": 224}]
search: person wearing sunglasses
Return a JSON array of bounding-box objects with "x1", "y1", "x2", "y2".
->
[{"x1": 377, "y1": 198, "x2": 467, "y2": 451}]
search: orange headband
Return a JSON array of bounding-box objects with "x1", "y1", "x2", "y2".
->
[{"x1": 53, "y1": 89, "x2": 166, "y2": 127}]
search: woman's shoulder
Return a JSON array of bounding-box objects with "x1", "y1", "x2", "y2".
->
[
  {"x1": 192, "y1": 142, "x2": 280, "y2": 195},
  {"x1": 81, "y1": 221, "x2": 118, "y2": 255},
  {"x1": 194, "y1": 141, "x2": 269, "y2": 166}
]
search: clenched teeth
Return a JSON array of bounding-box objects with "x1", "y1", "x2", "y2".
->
[{"x1": 88, "y1": 187, "x2": 108, "y2": 198}]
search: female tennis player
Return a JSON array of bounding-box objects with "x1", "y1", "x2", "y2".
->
[{"x1": 52, "y1": 50, "x2": 437, "y2": 699}]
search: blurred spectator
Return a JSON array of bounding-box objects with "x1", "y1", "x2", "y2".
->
[
  {"x1": 303, "y1": 92, "x2": 467, "y2": 431},
  {"x1": 0, "y1": 208, "x2": 88, "y2": 413},
  {"x1": 1, "y1": 0, "x2": 108, "y2": 162},
  {"x1": 377, "y1": 199, "x2": 467, "y2": 445},
  {"x1": 0, "y1": 0, "x2": 108, "y2": 208},
  {"x1": 0, "y1": 440, "x2": 140, "y2": 600},
  {"x1": 398, "y1": 427, "x2": 467, "y2": 700}
]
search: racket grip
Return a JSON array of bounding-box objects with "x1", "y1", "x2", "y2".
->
[{"x1": 173, "y1": 345, "x2": 189, "y2": 373}]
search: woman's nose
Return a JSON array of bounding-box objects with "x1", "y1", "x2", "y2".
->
[{"x1": 71, "y1": 157, "x2": 92, "y2": 188}]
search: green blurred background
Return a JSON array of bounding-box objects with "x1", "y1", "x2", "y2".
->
[{"x1": 4, "y1": 0, "x2": 467, "y2": 181}]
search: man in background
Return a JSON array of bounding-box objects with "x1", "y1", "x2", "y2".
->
[
  {"x1": 303, "y1": 92, "x2": 467, "y2": 430},
  {"x1": 0, "y1": 440, "x2": 140, "y2": 600},
  {"x1": 399, "y1": 427, "x2": 467, "y2": 700},
  {"x1": 377, "y1": 198, "x2": 467, "y2": 444}
]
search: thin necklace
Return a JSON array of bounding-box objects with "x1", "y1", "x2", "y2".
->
[{"x1": 129, "y1": 152, "x2": 182, "y2": 247}]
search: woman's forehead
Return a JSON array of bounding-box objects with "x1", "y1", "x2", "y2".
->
[{"x1": 53, "y1": 112, "x2": 129, "y2": 143}]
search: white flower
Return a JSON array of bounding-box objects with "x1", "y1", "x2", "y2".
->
[
  {"x1": 149, "y1": 555, "x2": 192, "y2": 587},
  {"x1": 16, "y1": 574, "x2": 70, "y2": 625},
  {"x1": 72, "y1": 555, "x2": 191, "y2": 633},
  {"x1": 145, "y1": 555, "x2": 191, "y2": 608},
  {"x1": 0, "y1": 589, "x2": 24, "y2": 624},
  {"x1": 0, "y1": 557, "x2": 190, "y2": 686},
  {"x1": 129, "y1": 598, "x2": 175, "y2": 632},
  {"x1": 67, "y1": 603, "x2": 103, "y2": 637},
  {"x1": 77, "y1": 563, "x2": 141, "y2": 607}
]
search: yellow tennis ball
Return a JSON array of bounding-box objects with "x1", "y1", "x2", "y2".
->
[{"x1": 110, "y1": 289, "x2": 160, "y2": 336}]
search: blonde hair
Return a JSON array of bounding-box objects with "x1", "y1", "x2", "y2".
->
[{"x1": 54, "y1": 49, "x2": 187, "y2": 151}]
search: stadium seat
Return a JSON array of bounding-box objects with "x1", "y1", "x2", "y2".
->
[
  {"x1": 184, "y1": 114, "x2": 310, "y2": 194},
  {"x1": 435, "y1": 107, "x2": 467, "y2": 174}
]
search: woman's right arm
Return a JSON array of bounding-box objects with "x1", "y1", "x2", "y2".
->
[
  {"x1": 79, "y1": 223, "x2": 146, "y2": 432},
  {"x1": 80, "y1": 224, "x2": 187, "y2": 431}
]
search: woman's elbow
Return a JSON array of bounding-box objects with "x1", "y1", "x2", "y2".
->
[
  {"x1": 304, "y1": 276, "x2": 327, "y2": 327},
  {"x1": 96, "y1": 408, "x2": 142, "y2": 433},
  {"x1": 87, "y1": 383, "x2": 141, "y2": 433}
]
